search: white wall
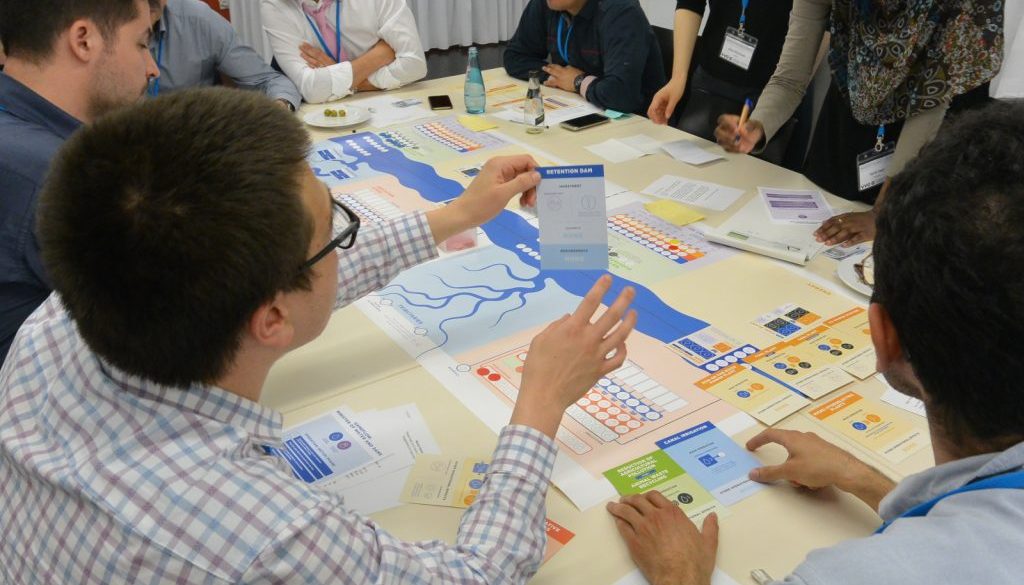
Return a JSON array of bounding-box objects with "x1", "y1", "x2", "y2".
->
[{"x1": 639, "y1": 0, "x2": 679, "y2": 29}]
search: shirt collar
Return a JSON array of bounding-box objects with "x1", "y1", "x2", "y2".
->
[
  {"x1": 879, "y1": 440, "x2": 1024, "y2": 520},
  {"x1": 0, "y1": 73, "x2": 82, "y2": 140},
  {"x1": 99, "y1": 359, "x2": 285, "y2": 447},
  {"x1": 573, "y1": 0, "x2": 598, "y2": 22}
]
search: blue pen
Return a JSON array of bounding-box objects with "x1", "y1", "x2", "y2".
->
[{"x1": 735, "y1": 98, "x2": 754, "y2": 144}]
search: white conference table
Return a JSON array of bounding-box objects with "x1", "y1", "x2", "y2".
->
[{"x1": 263, "y1": 70, "x2": 934, "y2": 585}]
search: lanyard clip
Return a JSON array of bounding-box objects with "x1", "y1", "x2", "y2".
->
[{"x1": 874, "y1": 125, "x2": 886, "y2": 152}]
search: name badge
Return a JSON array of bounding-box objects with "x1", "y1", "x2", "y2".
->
[
  {"x1": 720, "y1": 27, "x2": 758, "y2": 71},
  {"x1": 856, "y1": 142, "x2": 895, "y2": 192}
]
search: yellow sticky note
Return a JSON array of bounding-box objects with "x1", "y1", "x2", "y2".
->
[
  {"x1": 643, "y1": 199, "x2": 704, "y2": 226},
  {"x1": 458, "y1": 115, "x2": 498, "y2": 132}
]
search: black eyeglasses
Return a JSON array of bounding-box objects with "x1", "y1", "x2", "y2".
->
[{"x1": 300, "y1": 199, "x2": 360, "y2": 272}]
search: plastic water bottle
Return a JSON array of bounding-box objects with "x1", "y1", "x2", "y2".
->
[
  {"x1": 464, "y1": 47, "x2": 486, "y2": 114},
  {"x1": 524, "y1": 71, "x2": 545, "y2": 134}
]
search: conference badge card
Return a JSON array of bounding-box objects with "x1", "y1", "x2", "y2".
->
[{"x1": 537, "y1": 165, "x2": 608, "y2": 270}]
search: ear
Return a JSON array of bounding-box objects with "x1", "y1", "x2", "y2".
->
[
  {"x1": 868, "y1": 302, "x2": 905, "y2": 373},
  {"x1": 65, "y1": 19, "x2": 104, "y2": 64},
  {"x1": 247, "y1": 292, "x2": 295, "y2": 350}
]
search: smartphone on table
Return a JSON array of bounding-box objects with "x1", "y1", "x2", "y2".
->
[
  {"x1": 559, "y1": 113, "x2": 610, "y2": 132},
  {"x1": 428, "y1": 95, "x2": 454, "y2": 111}
]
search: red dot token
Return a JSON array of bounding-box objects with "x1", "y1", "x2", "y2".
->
[
  {"x1": 488, "y1": 373, "x2": 502, "y2": 382},
  {"x1": 476, "y1": 368, "x2": 490, "y2": 376}
]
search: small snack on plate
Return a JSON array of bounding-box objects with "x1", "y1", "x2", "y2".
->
[{"x1": 324, "y1": 108, "x2": 346, "y2": 118}]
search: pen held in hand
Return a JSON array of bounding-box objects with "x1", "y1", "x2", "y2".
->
[{"x1": 735, "y1": 98, "x2": 754, "y2": 144}]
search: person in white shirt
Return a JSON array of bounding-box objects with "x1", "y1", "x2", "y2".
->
[{"x1": 261, "y1": 0, "x2": 427, "y2": 104}]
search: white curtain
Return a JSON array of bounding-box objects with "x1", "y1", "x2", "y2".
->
[
  {"x1": 230, "y1": 0, "x2": 274, "y2": 63},
  {"x1": 229, "y1": 0, "x2": 531, "y2": 62},
  {"x1": 407, "y1": 0, "x2": 529, "y2": 50}
]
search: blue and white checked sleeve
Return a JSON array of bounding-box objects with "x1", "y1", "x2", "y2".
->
[
  {"x1": 243, "y1": 425, "x2": 558, "y2": 584},
  {"x1": 334, "y1": 211, "x2": 438, "y2": 310}
]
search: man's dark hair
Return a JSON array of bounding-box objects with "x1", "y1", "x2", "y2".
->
[
  {"x1": 874, "y1": 99, "x2": 1024, "y2": 445},
  {"x1": 38, "y1": 88, "x2": 313, "y2": 388},
  {"x1": 0, "y1": 0, "x2": 141, "y2": 61}
]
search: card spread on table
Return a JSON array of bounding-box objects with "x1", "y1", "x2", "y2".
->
[{"x1": 537, "y1": 165, "x2": 608, "y2": 270}]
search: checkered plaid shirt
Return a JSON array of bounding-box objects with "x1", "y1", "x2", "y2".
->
[{"x1": 0, "y1": 212, "x2": 559, "y2": 584}]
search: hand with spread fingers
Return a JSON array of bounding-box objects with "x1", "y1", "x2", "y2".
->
[
  {"x1": 607, "y1": 491, "x2": 719, "y2": 585},
  {"x1": 815, "y1": 210, "x2": 877, "y2": 247},
  {"x1": 299, "y1": 42, "x2": 337, "y2": 69},
  {"x1": 513, "y1": 275, "x2": 638, "y2": 439}
]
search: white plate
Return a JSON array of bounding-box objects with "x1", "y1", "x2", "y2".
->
[
  {"x1": 837, "y1": 249, "x2": 873, "y2": 297},
  {"x1": 303, "y1": 105, "x2": 371, "y2": 129}
]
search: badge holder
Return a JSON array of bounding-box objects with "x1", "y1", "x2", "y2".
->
[
  {"x1": 856, "y1": 128, "x2": 895, "y2": 192},
  {"x1": 720, "y1": 25, "x2": 758, "y2": 71}
]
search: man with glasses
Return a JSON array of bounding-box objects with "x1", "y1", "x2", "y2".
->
[{"x1": 0, "y1": 87, "x2": 639, "y2": 584}]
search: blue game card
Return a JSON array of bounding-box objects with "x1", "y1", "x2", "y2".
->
[
  {"x1": 537, "y1": 165, "x2": 609, "y2": 270},
  {"x1": 655, "y1": 421, "x2": 763, "y2": 506}
]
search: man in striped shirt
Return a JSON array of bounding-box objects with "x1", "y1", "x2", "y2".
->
[{"x1": 0, "y1": 88, "x2": 638, "y2": 584}]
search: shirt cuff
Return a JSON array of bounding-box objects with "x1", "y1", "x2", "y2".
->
[
  {"x1": 488, "y1": 425, "x2": 558, "y2": 487},
  {"x1": 367, "y1": 66, "x2": 402, "y2": 91},
  {"x1": 580, "y1": 75, "x2": 598, "y2": 102},
  {"x1": 329, "y1": 61, "x2": 355, "y2": 100}
]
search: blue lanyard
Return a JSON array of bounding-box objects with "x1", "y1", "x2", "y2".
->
[
  {"x1": 148, "y1": 32, "x2": 164, "y2": 98},
  {"x1": 304, "y1": 2, "x2": 342, "y2": 63},
  {"x1": 875, "y1": 469, "x2": 1024, "y2": 534},
  {"x1": 874, "y1": 124, "x2": 886, "y2": 151},
  {"x1": 557, "y1": 15, "x2": 574, "y2": 64},
  {"x1": 737, "y1": 0, "x2": 753, "y2": 32}
]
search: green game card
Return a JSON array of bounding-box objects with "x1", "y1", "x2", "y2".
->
[{"x1": 604, "y1": 450, "x2": 728, "y2": 521}]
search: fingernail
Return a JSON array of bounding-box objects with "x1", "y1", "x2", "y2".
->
[{"x1": 748, "y1": 469, "x2": 759, "y2": 480}]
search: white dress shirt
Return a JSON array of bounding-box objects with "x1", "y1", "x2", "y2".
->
[{"x1": 261, "y1": 0, "x2": 428, "y2": 104}]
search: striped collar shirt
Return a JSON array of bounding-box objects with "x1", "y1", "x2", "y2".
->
[{"x1": 0, "y1": 211, "x2": 559, "y2": 584}]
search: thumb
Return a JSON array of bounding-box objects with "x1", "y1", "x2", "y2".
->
[
  {"x1": 499, "y1": 170, "x2": 542, "y2": 199},
  {"x1": 748, "y1": 464, "x2": 789, "y2": 484},
  {"x1": 701, "y1": 512, "x2": 720, "y2": 557}
]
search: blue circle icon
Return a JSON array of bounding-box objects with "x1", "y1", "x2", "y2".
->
[
  {"x1": 469, "y1": 479, "x2": 483, "y2": 489},
  {"x1": 774, "y1": 362, "x2": 786, "y2": 369},
  {"x1": 737, "y1": 390, "x2": 751, "y2": 398},
  {"x1": 818, "y1": 344, "x2": 831, "y2": 351},
  {"x1": 329, "y1": 432, "x2": 343, "y2": 441},
  {"x1": 852, "y1": 422, "x2": 868, "y2": 431}
]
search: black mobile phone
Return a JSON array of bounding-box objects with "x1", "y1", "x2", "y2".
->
[
  {"x1": 559, "y1": 113, "x2": 611, "y2": 131},
  {"x1": 428, "y1": 95, "x2": 454, "y2": 110}
]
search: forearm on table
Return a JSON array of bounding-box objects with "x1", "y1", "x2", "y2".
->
[
  {"x1": 837, "y1": 461, "x2": 897, "y2": 512},
  {"x1": 751, "y1": 0, "x2": 830, "y2": 142}
]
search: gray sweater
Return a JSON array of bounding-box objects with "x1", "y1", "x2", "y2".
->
[{"x1": 777, "y1": 441, "x2": 1024, "y2": 584}]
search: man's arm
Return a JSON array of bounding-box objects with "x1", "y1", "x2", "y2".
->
[
  {"x1": 503, "y1": 0, "x2": 551, "y2": 81},
  {"x1": 198, "y1": 6, "x2": 302, "y2": 108},
  {"x1": 364, "y1": 0, "x2": 428, "y2": 91},
  {"x1": 333, "y1": 156, "x2": 542, "y2": 310},
  {"x1": 251, "y1": 277, "x2": 637, "y2": 584},
  {"x1": 260, "y1": 0, "x2": 354, "y2": 103},
  {"x1": 581, "y1": 4, "x2": 655, "y2": 114}
]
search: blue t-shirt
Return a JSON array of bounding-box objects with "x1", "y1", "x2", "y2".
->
[{"x1": 0, "y1": 73, "x2": 81, "y2": 366}]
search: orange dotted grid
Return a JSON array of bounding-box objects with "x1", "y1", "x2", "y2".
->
[{"x1": 607, "y1": 214, "x2": 706, "y2": 264}]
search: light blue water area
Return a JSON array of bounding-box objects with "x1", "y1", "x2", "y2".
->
[
  {"x1": 321, "y1": 134, "x2": 710, "y2": 345},
  {"x1": 377, "y1": 245, "x2": 580, "y2": 355}
]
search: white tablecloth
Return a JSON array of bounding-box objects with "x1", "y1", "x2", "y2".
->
[{"x1": 229, "y1": 0, "x2": 530, "y2": 63}]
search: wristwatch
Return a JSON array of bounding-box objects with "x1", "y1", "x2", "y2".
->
[{"x1": 573, "y1": 73, "x2": 587, "y2": 95}]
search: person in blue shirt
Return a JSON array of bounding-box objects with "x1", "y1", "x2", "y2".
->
[
  {"x1": 503, "y1": 0, "x2": 665, "y2": 116},
  {"x1": 147, "y1": 0, "x2": 301, "y2": 109},
  {"x1": 608, "y1": 101, "x2": 1024, "y2": 585},
  {"x1": 0, "y1": 0, "x2": 159, "y2": 366}
]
